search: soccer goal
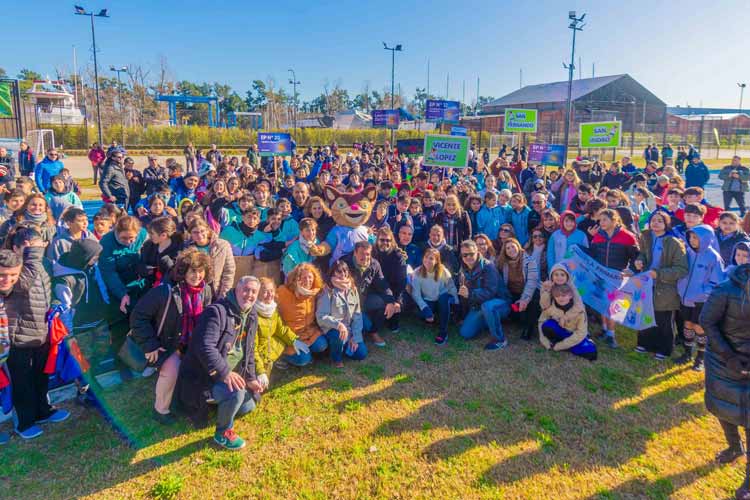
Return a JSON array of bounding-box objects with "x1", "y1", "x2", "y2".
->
[{"x1": 488, "y1": 134, "x2": 516, "y2": 157}]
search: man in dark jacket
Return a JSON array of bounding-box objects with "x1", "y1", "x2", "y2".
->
[
  {"x1": 143, "y1": 155, "x2": 169, "y2": 195},
  {"x1": 685, "y1": 155, "x2": 710, "y2": 189},
  {"x1": 0, "y1": 147, "x2": 16, "y2": 186},
  {"x1": 522, "y1": 164, "x2": 547, "y2": 201},
  {"x1": 719, "y1": 156, "x2": 749, "y2": 217},
  {"x1": 99, "y1": 151, "x2": 130, "y2": 209},
  {"x1": 574, "y1": 160, "x2": 602, "y2": 189},
  {"x1": 17, "y1": 141, "x2": 35, "y2": 177},
  {"x1": 343, "y1": 241, "x2": 399, "y2": 347},
  {"x1": 457, "y1": 239, "x2": 512, "y2": 351},
  {"x1": 373, "y1": 227, "x2": 408, "y2": 331},
  {"x1": 176, "y1": 276, "x2": 262, "y2": 451}
]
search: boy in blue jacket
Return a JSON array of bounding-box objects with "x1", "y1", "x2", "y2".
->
[
  {"x1": 675, "y1": 225, "x2": 725, "y2": 370},
  {"x1": 476, "y1": 191, "x2": 507, "y2": 241}
]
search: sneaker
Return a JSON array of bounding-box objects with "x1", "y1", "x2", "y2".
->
[
  {"x1": 15, "y1": 425, "x2": 43, "y2": 440},
  {"x1": 654, "y1": 353, "x2": 667, "y2": 361},
  {"x1": 674, "y1": 347, "x2": 694, "y2": 365},
  {"x1": 692, "y1": 357, "x2": 705, "y2": 372},
  {"x1": 634, "y1": 346, "x2": 647, "y2": 354},
  {"x1": 141, "y1": 366, "x2": 157, "y2": 378},
  {"x1": 0, "y1": 431, "x2": 9, "y2": 445},
  {"x1": 606, "y1": 336, "x2": 619, "y2": 349},
  {"x1": 36, "y1": 409, "x2": 70, "y2": 424},
  {"x1": 484, "y1": 339, "x2": 508, "y2": 351},
  {"x1": 152, "y1": 409, "x2": 177, "y2": 426},
  {"x1": 716, "y1": 446, "x2": 745, "y2": 464},
  {"x1": 273, "y1": 360, "x2": 289, "y2": 371},
  {"x1": 214, "y1": 428, "x2": 246, "y2": 450},
  {"x1": 370, "y1": 332, "x2": 387, "y2": 347},
  {"x1": 389, "y1": 326, "x2": 400, "y2": 333},
  {"x1": 434, "y1": 335, "x2": 448, "y2": 346}
]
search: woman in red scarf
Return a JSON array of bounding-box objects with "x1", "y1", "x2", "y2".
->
[{"x1": 130, "y1": 248, "x2": 212, "y2": 425}]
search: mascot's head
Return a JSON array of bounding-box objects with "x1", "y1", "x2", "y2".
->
[{"x1": 324, "y1": 185, "x2": 376, "y2": 227}]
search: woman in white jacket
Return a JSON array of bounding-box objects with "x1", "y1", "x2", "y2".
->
[{"x1": 410, "y1": 248, "x2": 459, "y2": 345}]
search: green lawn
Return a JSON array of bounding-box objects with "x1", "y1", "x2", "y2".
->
[{"x1": 0, "y1": 319, "x2": 741, "y2": 500}]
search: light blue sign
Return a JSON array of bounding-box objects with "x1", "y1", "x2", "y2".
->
[{"x1": 450, "y1": 126, "x2": 467, "y2": 136}]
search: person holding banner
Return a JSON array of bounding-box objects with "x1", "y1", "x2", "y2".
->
[
  {"x1": 631, "y1": 212, "x2": 688, "y2": 360},
  {"x1": 587, "y1": 209, "x2": 639, "y2": 348}
]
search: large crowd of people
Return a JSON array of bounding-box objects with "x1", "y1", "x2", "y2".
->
[{"x1": 0, "y1": 139, "x2": 749, "y2": 478}]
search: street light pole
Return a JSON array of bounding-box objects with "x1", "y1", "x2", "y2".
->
[
  {"x1": 110, "y1": 65, "x2": 127, "y2": 146},
  {"x1": 562, "y1": 11, "x2": 585, "y2": 167},
  {"x1": 75, "y1": 6, "x2": 109, "y2": 147},
  {"x1": 288, "y1": 69, "x2": 300, "y2": 139},
  {"x1": 383, "y1": 42, "x2": 403, "y2": 148},
  {"x1": 736, "y1": 83, "x2": 746, "y2": 155}
]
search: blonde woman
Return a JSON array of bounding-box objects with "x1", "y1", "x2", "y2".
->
[
  {"x1": 410, "y1": 248, "x2": 459, "y2": 345},
  {"x1": 277, "y1": 263, "x2": 327, "y2": 366},
  {"x1": 433, "y1": 193, "x2": 472, "y2": 248}
]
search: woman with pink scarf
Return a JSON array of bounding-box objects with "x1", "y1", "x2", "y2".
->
[{"x1": 551, "y1": 168, "x2": 581, "y2": 213}]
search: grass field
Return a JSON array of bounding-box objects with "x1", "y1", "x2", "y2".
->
[{"x1": 0, "y1": 318, "x2": 742, "y2": 500}]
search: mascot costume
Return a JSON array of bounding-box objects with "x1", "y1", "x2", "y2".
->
[{"x1": 321, "y1": 185, "x2": 377, "y2": 264}]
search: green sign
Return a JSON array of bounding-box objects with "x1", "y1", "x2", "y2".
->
[
  {"x1": 423, "y1": 134, "x2": 470, "y2": 168},
  {"x1": 579, "y1": 121, "x2": 622, "y2": 148},
  {"x1": 504, "y1": 108, "x2": 537, "y2": 133},
  {"x1": 0, "y1": 83, "x2": 12, "y2": 118}
]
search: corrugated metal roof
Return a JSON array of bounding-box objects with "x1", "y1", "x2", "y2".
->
[
  {"x1": 678, "y1": 113, "x2": 750, "y2": 121},
  {"x1": 484, "y1": 74, "x2": 627, "y2": 108}
]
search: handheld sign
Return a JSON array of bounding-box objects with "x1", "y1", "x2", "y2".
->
[
  {"x1": 423, "y1": 134, "x2": 470, "y2": 168},
  {"x1": 425, "y1": 99, "x2": 461, "y2": 123},
  {"x1": 450, "y1": 126, "x2": 467, "y2": 136},
  {"x1": 579, "y1": 121, "x2": 622, "y2": 148},
  {"x1": 504, "y1": 108, "x2": 538, "y2": 133},
  {"x1": 528, "y1": 143, "x2": 565, "y2": 167},
  {"x1": 258, "y1": 133, "x2": 292, "y2": 157},
  {"x1": 372, "y1": 109, "x2": 400, "y2": 129}
]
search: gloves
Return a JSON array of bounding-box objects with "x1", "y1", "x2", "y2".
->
[
  {"x1": 257, "y1": 373, "x2": 269, "y2": 390},
  {"x1": 293, "y1": 339, "x2": 311, "y2": 355}
]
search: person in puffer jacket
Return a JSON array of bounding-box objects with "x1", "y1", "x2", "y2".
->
[
  {"x1": 676, "y1": 225, "x2": 726, "y2": 371},
  {"x1": 699, "y1": 264, "x2": 750, "y2": 497},
  {"x1": 44, "y1": 175, "x2": 83, "y2": 220},
  {"x1": 539, "y1": 283, "x2": 597, "y2": 361},
  {"x1": 547, "y1": 211, "x2": 589, "y2": 271}
]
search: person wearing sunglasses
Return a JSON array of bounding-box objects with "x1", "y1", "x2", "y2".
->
[{"x1": 34, "y1": 148, "x2": 64, "y2": 193}]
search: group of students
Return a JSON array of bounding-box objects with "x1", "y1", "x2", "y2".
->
[{"x1": 0, "y1": 139, "x2": 748, "y2": 455}]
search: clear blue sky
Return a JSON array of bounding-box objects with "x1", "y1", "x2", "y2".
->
[{"x1": 5, "y1": 0, "x2": 749, "y2": 107}]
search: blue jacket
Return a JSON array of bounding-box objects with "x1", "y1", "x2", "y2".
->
[
  {"x1": 677, "y1": 225, "x2": 725, "y2": 306},
  {"x1": 547, "y1": 228, "x2": 588, "y2": 271},
  {"x1": 18, "y1": 149, "x2": 36, "y2": 176},
  {"x1": 34, "y1": 157, "x2": 64, "y2": 192},
  {"x1": 510, "y1": 206, "x2": 531, "y2": 246},
  {"x1": 685, "y1": 161, "x2": 710, "y2": 188},
  {"x1": 476, "y1": 205, "x2": 508, "y2": 240}
]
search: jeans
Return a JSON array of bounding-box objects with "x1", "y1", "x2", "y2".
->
[
  {"x1": 284, "y1": 335, "x2": 329, "y2": 366},
  {"x1": 459, "y1": 298, "x2": 510, "y2": 342},
  {"x1": 363, "y1": 293, "x2": 388, "y2": 333},
  {"x1": 325, "y1": 329, "x2": 368, "y2": 363},
  {"x1": 423, "y1": 293, "x2": 454, "y2": 336},
  {"x1": 211, "y1": 381, "x2": 257, "y2": 433},
  {"x1": 723, "y1": 190, "x2": 746, "y2": 217}
]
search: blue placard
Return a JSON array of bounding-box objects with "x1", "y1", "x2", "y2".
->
[
  {"x1": 372, "y1": 109, "x2": 400, "y2": 129},
  {"x1": 425, "y1": 99, "x2": 461, "y2": 123},
  {"x1": 450, "y1": 126, "x2": 467, "y2": 136},
  {"x1": 528, "y1": 143, "x2": 566, "y2": 167},
  {"x1": 258, "y1": 132, "x2": 292, "y2": 157}
]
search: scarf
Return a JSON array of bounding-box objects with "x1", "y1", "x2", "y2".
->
[
  {"x1": 331, "y1": 276, "x2": 350, "y2": 291},
  {"x1": 428, "y1": 239, "x2": 446, "y2": 251},
  {"x1": 254, "y1": 300, "x2": 277, "y2": 318},
  {"x1": 554, "y1": 298, "x2": 574, "y2": 313},
  {"x1": 180, "y1": 282, "x2": 205, "y2": 345},
  {"x1": 443, "y1": 212, "x2": 458, "y2": 247},
  {"x1": 240, "y1": 223, "x2": 257, "y2": 237},
  {"x1": 296, "y1": 285, "x2": 319, "y2": 297},
  {"x1": 299, "y1": 236, "x2": 316, "y2": 255},
  {"x1": 24, "y1": 210, "x2": 47, "y2": 224},
  {"x1": 503, "y1": 256, "x2": 526, "y2": 295}
]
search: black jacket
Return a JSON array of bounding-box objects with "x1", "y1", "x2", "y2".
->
[
  {"x1": 6, "y1": 246, "x2": 51, "y2": 348},
  {"x1": 99, "y1": 159, "x2": 130, "y2": 202},
  {"x1": 137, "y1": 237, "x2": 182, "y2": 288},
  {"x1": 373, "y1": 248, "x2": 408, "y2": 305},
  {"x1": 143, "y1": 165, "x2": 169, "y2": 194},
  {"x1": 701, "y1": 265, "x2": 750, "y2": 427},
  {"x1": 343, "y1": 253, "x2": 395, "y2": 304},
  {"x1": 433, "y1": 211, "x2": 472, "y2": 249},
  {"x1": 176, "y1": 294, "x2": 258, "y2": 426},
  {"x1": 458, "y1": 258, "x2": 510, "y2": 310}
]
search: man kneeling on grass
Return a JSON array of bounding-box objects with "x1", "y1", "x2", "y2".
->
[{"x1": 175, "y1": 276, "x2": 263, "y2": 451}]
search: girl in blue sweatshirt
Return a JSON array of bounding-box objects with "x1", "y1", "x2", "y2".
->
[{"x1": 547, "y1": 211, "x2": 589, "y2": 271}]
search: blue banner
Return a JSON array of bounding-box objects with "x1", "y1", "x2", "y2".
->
[
  {"x1": 258, "y1": 133, "x2": 292, "y2": 157},
  {"x1": 425, "y1": 100, "x2": 460, "y2": 123},
  {"x1": 372, "y1": 110, "x2": 400, "y2": 129}
]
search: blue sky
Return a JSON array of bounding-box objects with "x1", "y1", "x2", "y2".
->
[{"x1": 5, "y1": 0, "x2": 749, "y2": 107}]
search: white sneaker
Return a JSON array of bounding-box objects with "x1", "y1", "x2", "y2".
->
[{"x1": 141, "y1": 366, "x2": 157, "y2": 378}]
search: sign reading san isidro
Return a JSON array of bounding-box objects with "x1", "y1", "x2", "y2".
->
[
  {"x1": 503, "y1": 108, "x2": 538, "y2": 133},
  {"x1": 423, "y1": 134, "x2": 471, "y2": 168},
  {"x1": 579, "y1": 121, "x2": 622, "y2": 148}
]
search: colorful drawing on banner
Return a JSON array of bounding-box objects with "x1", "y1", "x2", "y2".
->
[
  {"x1": 528, "y1": 143, "x2": 565, "y2": 166},
  {"x1": 372, "y1": 109, "x2": 400, "y2": 129},
  {"x1": 425, "y1": 100, "x2": 461, "y2": 123},
  {"x1": 558, "y1": 245, "x2": 655, "y2": 330},
  {"x1": 258, "y1": 133, "x2": 292, "y2": 157},
  {"x1": 579, "y1": 121, "x2": 622, "y2": 148},
  {"x1": 0, "y1": 83, "x2": 12, "y2": 118},
  {"x1": 423, "y1": 134, "x2": 471, "y2": 168},
  {"x1": 504, "y1": 108, "x2": 538, "y2": 133}
]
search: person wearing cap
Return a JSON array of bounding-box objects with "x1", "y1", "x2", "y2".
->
[{"x1": 685, "y1": 154, "x2": 710, "y2": 189}]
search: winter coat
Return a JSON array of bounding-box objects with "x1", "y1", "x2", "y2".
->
[
  {"x1": 701, "y1": 264, "x2": 750, "y2": 427},
  {"x1": 433, "y1": 211, "x2": 472, "y2": 249},
  {"x1": 99, "y1": 160, "x2": 130, "y2": 202},
  {"x1": 99, "y1": 228, "x2": 148, "y2": 302},
  {"x1": 343, "y1": 253, "x2": 395, "y2": 304},
  {"x1": 588, "y1": 226, "x2": 639, "y2": 271},
  {"x1": 46, "y1": 228, "x2": 97, "y2": 264},
  {"x1": 678, "y1": 225, "x2": 726, "y2": 307},
  {"x1": 373, "y1": 248, "x2": 408, "y2": 305},
  {"x1": 538, "y1": 298, "x2": 588, "y2": 352},
  {"x1": 539, "y1": 263, "x2": 585, "y2": 311},
  {"x1": 316, "y1": 285, "x2": 363, "y2": 343},
  {"x1": 176, "y1": 293, "x2": 258, "y2": 426},
  {"x1": 601, "y1": 172, "x2": 631, "y2": 190},
  {"x1": 0, "y1": 216, "x2": 56, "y2": 249},
  {"x1": 6, "y1": 246, "x2": 51, "y2": 348},
  {"x1": 547, "y1": 225, "x2": 589, "y2": 271},
  {"x1": 576, "y1": 168, "x2": 603, "y2": 188},
  {"x1": 254, "y1": 309, "x2": 297, "y2": 376},
  {"x1": 220, "y1": 222, "x2": 268, "y2": 257},
  {"x1": 281, "y1": 239, "x2": 317, "y2": 276},
  {"x1": 716, "y1": 230, "x2": 750, "y2": 266},
  {"x1": 499, "y1": 253, "x2": 539, "y2": 303},
  {"x1": 685, "y1": 162, "x2": 710, "y2": 188},
  {"x1": 277, "y1": 285, "x2": 321, "y2": 346},
  {"x1": 458, "y1": 258, "x2": 510, "y2": 310},
  {"x1": 410, "y1": 267, "x2": 458, "y2": 311},
  {"x1": 186, "y1": 236, "x2": 236, "y2": 298},
  {"x1": 88, "y1": 148, "x2": 105, "y2": 165},
  {"x1": 130, "y1": 282, "x2": 212, "y2": 353},
  {"x1": 143, "y1": 165, "x2": 169, "y2": 195},
  {"x1": 510, "y1": 206, "x2": 532, "y2": 246},
  {"x1": 476, "y1": 205, "x2": 508, "y2": 241},
  {"x1": 18, "y1": 149, "x2": 36, "y2": 176},
  {"x1": 635, "y1": 230, "x2": 688, "y2": 311},
  {"x1": 719, "y1": 165, "x2": 750, "y2": 193},
  {"x1": 34, "y1": 157, "x2": 64, "y2": 192},
  {"x1": 45, "y1": 189, "x2": 83, "y2": 220},
  {"x1": 137, "y1": 237, "x2": 182, "y2": 289}
]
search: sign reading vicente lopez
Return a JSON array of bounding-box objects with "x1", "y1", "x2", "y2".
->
[
  {"x1": 503, "y1": 108, "x2": 538, "y2": 133},
  {"x1": 579, "y1": 121, "x2": 622, "y2": 148},
  {"x1": 423, "y1": 134, "x2": 471, "y2": 168},
  {"x1": 528, "y1": 143, "x2": 566, "y2": 167},
  {"x1": 372, "y1": 109, "x2": 400, "y2": 129},
  {"x1": 425, "y1": 99, "x2": 461, "y2": 122},
  {"x1": 258, "y1": 132, "x2": 292, "y2": 156}
]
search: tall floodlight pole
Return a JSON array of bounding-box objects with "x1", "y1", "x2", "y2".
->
[
  {"x1": 736, "y1": 83, "x2": 746, "y2": 155},
  {"x1": 383, "y1": 42, "x2": 403, "y2": 147},
  {"x1": 110, "y1": 65, "x2": 127, "y2": 146},
  {"x1": 75, "y1": 5, "x2": 109, "y2": 147},
  {"x1": 288, "y1": 69, "x2": 300, "y2": 138},
  {"x1": 562, "y1": 11, "x2": 585, "y2": 167}
]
